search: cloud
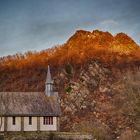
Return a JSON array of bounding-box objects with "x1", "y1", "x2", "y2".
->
[
  {"x1": 100, "y1": 20, "x2": 118, "y2": 26},
  {"x1": 137, "y1": 35, "x2": 140, "y2": 39},
  {"x1": 97, "y1": 19, "x2": 119, "y2": 32}
]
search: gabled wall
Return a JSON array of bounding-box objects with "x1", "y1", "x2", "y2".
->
[{"x1": 40, "y1": 117, "x2": 57, "y2": 131}]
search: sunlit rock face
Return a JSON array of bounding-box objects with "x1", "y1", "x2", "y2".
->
[{"x1": 67, "y1": 30, "x2": 139, "y2": 54}]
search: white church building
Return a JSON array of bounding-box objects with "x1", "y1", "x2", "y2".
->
[{"x1": 0, "y1": 66, "x2": 61, "y2": 132}]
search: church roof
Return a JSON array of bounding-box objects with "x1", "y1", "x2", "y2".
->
[{"x1": 0, "y1": 92, "x2": 60, "y2": 116}]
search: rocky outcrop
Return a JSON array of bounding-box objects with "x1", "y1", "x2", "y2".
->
[{"x1": 54, "y1": 61, "x2": 140, "y2": 140}]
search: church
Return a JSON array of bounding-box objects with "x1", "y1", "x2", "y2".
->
[{"x1": 0, "y1": 66, "x2": 60, "y2": 132}]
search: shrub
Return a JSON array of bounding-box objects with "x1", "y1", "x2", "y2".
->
[{"x1": 65, "y1": 86, "x2": 72, "y2": 93}]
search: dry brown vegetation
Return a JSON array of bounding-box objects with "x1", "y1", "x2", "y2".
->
[
  {"x1": 0, "y1": 30, "x2": 140, "y2": 70},
  {"x1": 0, "y1": 30, "x2": 140, "y2": 91}
]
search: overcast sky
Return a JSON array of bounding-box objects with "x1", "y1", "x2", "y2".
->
[{"x1": 0, "y1": 0, "x2": 140, "y2": 57}]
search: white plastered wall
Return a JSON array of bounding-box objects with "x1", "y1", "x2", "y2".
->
[
  {"x1": 24, "y1": 117, "x2": 37, "y2": 131},
  {"x1": 0, "y1": 117, "x2": 4, "y2": 131},
  {"x1": 7, "y1": 117, "x2": 21, "y2": 131},
  {"x1": 40, "y1": 117, "x2": 57, "y2": 131}
]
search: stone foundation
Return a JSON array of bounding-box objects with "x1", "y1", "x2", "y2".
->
[{"x1": 0, "y1": 132, "x2": 93, "y2": 140}]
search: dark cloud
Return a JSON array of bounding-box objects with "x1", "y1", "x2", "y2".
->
[{"x1": 0, "y1": 0, "x2": 140, "y2": 56}]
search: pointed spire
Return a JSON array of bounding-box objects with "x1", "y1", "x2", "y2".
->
[{"x1": 46, "y1": 65, "x2": 53, "y2": 84}]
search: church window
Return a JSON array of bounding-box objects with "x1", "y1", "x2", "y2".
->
[
  {"x1": 43, "y1": 117, "x2": 53, "y2": 125},
  {"x1": 29, "y1": 116, "x2": 32, "y2": 125},
  {"x1": 12, "y1": 116, "x2": 16, "y2": 125}
]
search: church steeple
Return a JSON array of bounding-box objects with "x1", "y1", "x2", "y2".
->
[{"x1": 45, "y1": 65, "x2": 53, "y2": 96}]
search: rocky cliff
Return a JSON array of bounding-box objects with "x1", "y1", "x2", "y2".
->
[{"x1": 57, "y1": 61, "x2": 140, "y2": 140}]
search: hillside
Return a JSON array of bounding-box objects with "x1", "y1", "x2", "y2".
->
[{"x1": 0, "y1": 30, "x2": 140, "y2": 139}]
